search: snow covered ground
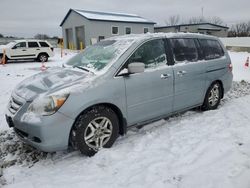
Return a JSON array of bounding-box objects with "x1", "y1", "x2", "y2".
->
[{"x1": 1, "y1": 50, "x2": 250, "y2": 188}]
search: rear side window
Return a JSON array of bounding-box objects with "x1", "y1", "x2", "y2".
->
[
  {"x1": 170, "y1": 38, "x2": 198, "y2": 63},
  {"x1": 28, "y1": 42, "x2": 39, "y2": 48},
  {"x1": 39, "y1": 42, "x2": 50, "y2": 47},
  {"x1": 199, "y1": 39, "x2": 224, "y2": 60}
]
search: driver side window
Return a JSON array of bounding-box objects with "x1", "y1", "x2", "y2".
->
[
  {"x1": 14, "y1": 42, "x2": 26, "y2": 49},
  {"x1": 126, "y1": 39, "x2": 167, "y2": 69}
]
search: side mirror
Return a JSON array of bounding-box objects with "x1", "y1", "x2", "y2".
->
[
  {"x1": 12, "y1": 46, "x2": 17, "y2": 49},
  {"x1": 128, "y1": 62, "x2": 145, "y2": 74}
]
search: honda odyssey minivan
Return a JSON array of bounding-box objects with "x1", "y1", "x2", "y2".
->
[{"x1": 5, "y1": 33, "x2": 233, "y2": 156}]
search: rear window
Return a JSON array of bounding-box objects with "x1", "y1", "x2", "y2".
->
[
  {"x1": 28, "y1": 42, "x2": 39, "y2": 48},
  {"x1": 170, "y1": 38, "x2": 198, "y2": 62},
  {"x1": 39, "y1": 42, "x2": 50, "y2": 47},
  {"x1": 198, "y1": 39, "x2": 224, "y2": 60}
]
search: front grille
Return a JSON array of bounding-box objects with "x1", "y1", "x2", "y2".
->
[{"x1": 8, "y1": 96, "x2": 23, "y2": 114}]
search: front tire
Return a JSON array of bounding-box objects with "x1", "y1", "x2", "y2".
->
[
  {"x1": 70, "y1": 106, "x2": 119, "y2": 156},
  {"x1": 202, "y1": 82, "x2": 222, "y2": 111},
  {"x1": 37, "y1": 53, "x2": 48, "y2": 62}
]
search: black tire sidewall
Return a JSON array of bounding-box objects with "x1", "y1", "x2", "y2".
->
[
  {"x1": 38, "y1": 54, "x2": 48, "y2": 62},
  {"x1": 72, "y1": 106, "x2": 119, "y2": 156},
  {"x1": 202, "y1": 82, "x2": 222, "y2": 110}
]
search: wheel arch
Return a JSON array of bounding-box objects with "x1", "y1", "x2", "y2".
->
[
  {"x1": 69, "y1": 102, "x2": 127, "y2": 146},
  {"x1": 37, "y1": 52, "x2": 49, "y2": 58}
]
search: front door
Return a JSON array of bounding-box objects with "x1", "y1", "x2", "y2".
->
[
  {"x1": 10, "y1": 41, "x2": 28, "y2": 59},
  {"x1": 169, "y1": 38, "x2": 206, "y2": 111},
  {"x1": 122, "y1": 39, "x2": 174, "y2": 125}
]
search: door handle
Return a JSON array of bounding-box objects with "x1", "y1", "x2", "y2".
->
[
  {"x1": 177, "y1": 70, "x2": 187, "y2": 76},
  {"x1": 161, "y1": 73, "x2": 171, "y2": 79},
  {"x1": 36, "y1": 49, "x2": 40, "y2": 50},
  {"x1": 22, "y1": 49, "x2": 27, "y2": 51}
]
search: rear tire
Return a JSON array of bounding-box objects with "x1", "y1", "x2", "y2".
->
[
  {"x1": 37, "y1": 53, "x2": 48, "y2": 62},
  {"x1": 70, "y1": 106, "x2": 119, "y2": 156},
  {"x1": 202, "y1": 82, "x2": 222, "y2": 111}
]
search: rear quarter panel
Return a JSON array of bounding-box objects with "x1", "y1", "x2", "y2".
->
[{"x1": 204, "y1": 50, "x2": 233, "y2": 96}]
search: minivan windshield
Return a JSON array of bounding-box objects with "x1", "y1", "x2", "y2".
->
[{"x1": 66, "y1": 39, "x2": 134, "y2": 72}]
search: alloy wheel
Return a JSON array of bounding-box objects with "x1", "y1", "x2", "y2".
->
[
  {"x1": 40, "y1": 55, "x2": 47, "y2": 62},
  {"x1": 84, "y1": 117, "x2": 113, "y2": 150},
  {"x1": 208, "y1": 84, "x2": 220, "y2": 107}
]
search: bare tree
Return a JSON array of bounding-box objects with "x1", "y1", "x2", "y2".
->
[
  {"x1": 237, "y1": 23, "x2": 248, "y2": 36},
  {"x1": 228, "y1": 25, "x2": 237, "y2": 37},
  {"x1": 228, "y1": 21, "x2": 250, "y2": 37},
  {"x1": 188, "y1": 16, "x2": 205, "y2": 24},
  {"x1": 209, "y1": 16, "x2": 224, "y2": 25},
  {"x1": 34, "y1": 34, "x2": 50, "y2": 39},
  {"x1": 165, "y1": 15, "x2": 180, "y2": 26}
]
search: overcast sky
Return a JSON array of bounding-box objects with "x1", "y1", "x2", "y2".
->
[{"x1": 1, "y1": 0, "x2": 249, "y2": 37}]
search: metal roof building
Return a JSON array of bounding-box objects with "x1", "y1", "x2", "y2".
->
[
  {"x1": 60, "y1": 9, "x2": 155, "y2": 49},
  {"x1": 155, "y1": 23, "x2": 229, "y2": 37}
]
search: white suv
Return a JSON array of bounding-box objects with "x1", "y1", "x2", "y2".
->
[{"x1": 0, "y1": 40, "x2": 54, "y2": 63}]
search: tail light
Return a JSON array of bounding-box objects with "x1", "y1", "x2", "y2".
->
[
  {"x1": 228, "y1": 63, "x2": 233, "y2": 72},
  {"x1": 50, "y1": 47, "x2": 54, "y2": 52}
]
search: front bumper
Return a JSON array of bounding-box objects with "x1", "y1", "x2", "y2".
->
[{"x1": 5, "y1": 93, "x2": 75, "y2": 152}]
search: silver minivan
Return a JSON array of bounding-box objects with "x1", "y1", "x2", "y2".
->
[{"x1": 5, "y1": 33, "x2": 233, "y2": 156}]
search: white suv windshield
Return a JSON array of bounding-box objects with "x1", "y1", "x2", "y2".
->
[
  {"x1": 6, "y1": 42, "x2": 16, "y2": 48},
  {"x1": 66, "y1": 39, "x2": 134, "y2": 71}
]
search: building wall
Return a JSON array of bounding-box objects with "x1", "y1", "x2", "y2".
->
[
  {"x1": 155, "y1": 24, "x2": 228, "y2": 37},
  {"x1": 61, "y1": 11, "x2": 90, "y2": 49},
  {"x1": 86, "y1": 21, "x2": 154, "y2": 46},
  {"x1": 61, "y1": 11, "x2": 154, "y2": 49}
]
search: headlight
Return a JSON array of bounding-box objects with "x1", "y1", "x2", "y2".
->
[{"x1": 28, "y1": 93, "x2": 69, "y2": 116}]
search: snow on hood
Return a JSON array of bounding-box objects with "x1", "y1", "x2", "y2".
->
[{"x1": 14, "y1": 67, "x2": 94, "y2": 101}]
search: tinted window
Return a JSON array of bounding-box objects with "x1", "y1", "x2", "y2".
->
[
  {"x1": 28, "y1": 42, "x2": 39, "y2": 48},
  {"x1": 199, "y1": 39, "x2": 224, "y2": 60},
  {"x1": 14, "y1": 42, "x2": 26, "y2": 48},
  {"x1": 127, "y1": 39, "x2": 167, "y2": 69},
  {"x1": 39, "y1": 42, "x2": 49, "y2": 47},
  {"x1": 125, "y1": 27, "x2": 131, "y2": 34},
  {"x1": 112, "y1": 26, "x2": 119, "y2": 35},
  {"x1": 98, "y1": 36, "x2": 105, "y2": 41},
  {"x1": 170, "y1": 38, "x2": 198, "y2": 62}
]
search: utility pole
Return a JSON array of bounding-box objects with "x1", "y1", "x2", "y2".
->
[{"x1": 201, "y1": 7, "x2": 204, "y2": 19}]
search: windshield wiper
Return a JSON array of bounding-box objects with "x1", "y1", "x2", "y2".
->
[
  {"x1": 73, "y1": 65, "x2": 94, "y2": 74},
  {"x1": 74, "y1": 65, "x2": 90, "y2": 72}
]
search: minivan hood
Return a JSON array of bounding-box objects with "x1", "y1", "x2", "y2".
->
[{"x1": 14, "y1": 67, "x2": 93, "y2": 101}]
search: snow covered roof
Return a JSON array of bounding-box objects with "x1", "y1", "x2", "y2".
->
[
  {"x1": 60, "y1": 9, "x2": 156, "y2": 26},
  {"x1": 155, "y1": 23, "x2": 229, "y2": 29}
]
